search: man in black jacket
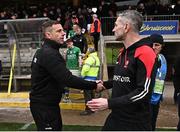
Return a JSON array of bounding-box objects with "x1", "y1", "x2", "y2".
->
[
  {"x1": 30, "y1": 20, "x2": 104, "y2": 131},
  {"x1": 87, "y1": 10, "x2": 157, "y2": 131},
  {"x1": 72, "y1": 24, "x2": 88, "y2": 54}
]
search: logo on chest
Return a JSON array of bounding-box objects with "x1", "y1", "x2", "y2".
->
[{"x1": 113, "y1": 75, "x2": 130, "y2": 82}]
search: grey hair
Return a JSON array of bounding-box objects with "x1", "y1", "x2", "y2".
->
[{"x1": 118, "y1": 10, "x2": 143, "y2": 32}]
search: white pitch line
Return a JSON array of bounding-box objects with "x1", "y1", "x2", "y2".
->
[{"x1": 20, "y1": 121, "x2": 34, "y2": 130}]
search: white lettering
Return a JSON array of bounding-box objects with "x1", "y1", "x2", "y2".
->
[
  {"x1": 113, "y1": 75, "x2": 130, "y2": 82},
  {"x1": 33, "y1": 58, "x2": 37, "y2": 63}
]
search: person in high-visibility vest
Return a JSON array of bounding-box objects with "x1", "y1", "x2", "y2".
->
[
  {"x1": 149, "y1": 34, "x2": 167, "y2": 131},
  {"x1": 80, "y1": 47, "x2": 100, "y2": 115},
  {"x1": 90, "y1": 14, "x2": 101, "y2": 51}
]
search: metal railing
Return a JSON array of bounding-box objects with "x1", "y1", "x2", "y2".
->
[
  {"x1": 101, "y1": 15, "x2": 180, "y2": 36},
  {"x1": 143, "y1": 15, "x2": 180, "y2": 21},
  {"x1": 0, "y1": 15, "x2": 179, "y2": 76},
  {"x1": 0, "y1": 18, "x2": 48, "y2": 80},
  {"x1": 0, "y1": 32, "x2": 42, "y2": 76}
]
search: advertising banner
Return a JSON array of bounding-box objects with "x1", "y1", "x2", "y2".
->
[{"x1": 140, "y1": 21, "x2": 179, "y2": 35}]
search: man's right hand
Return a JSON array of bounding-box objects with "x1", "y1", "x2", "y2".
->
[{"x1": 96, "y1": 80, "x2": 105, "y2": 92}]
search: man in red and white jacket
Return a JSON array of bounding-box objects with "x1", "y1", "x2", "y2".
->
[{"x1": 87, "y1": 10, "x2": 157, "y2": 131}]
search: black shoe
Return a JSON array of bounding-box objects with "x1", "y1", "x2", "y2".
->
[{"x1": 80, "y1": 110, "x2": 94, "y2": 116}]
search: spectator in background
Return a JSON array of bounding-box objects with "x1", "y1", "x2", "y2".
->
[
  {"x1": 72, "y1": 24, "x2": 88, "y2": 54},
  {"x1": 100, "y1": 0, "x2": 109, "y2": 17},
  {"x1": 63, "y1": 38, "x2": 82, "y2": 103},
  {"x1": 77, "y1": 8, "x2": 87, "y2": 33},
  {"x1": 109, "y1": 0, "x2": 117, "y2": 16},
  {"x1": 156, "y1": 3, "x2": 169, "y2": 15},
  {"x1": 66, "y1": 38, "x2": 82, "y2": 70},
  {"x1": 90, "y1": 14, "x2": 101, "y2": 51},
  {"x1": 108, "y1": 10, "x2": 116, "y2": 17},
  {"x1": 64, "y1": 12, "x2": 79, "y2": 38},
  {"x1": 173, "y1": 56, "x2": 180, "y2": 130},
  {"x1": 86, "y1": 8, "x2": 93, "y2": 30},
  {"x1": 136, "y1": 2, "x2": 147, "y2": 15},
  {"x1": 149, "y1": 34, "x2": 167, "y2": 131},
  {"x1": 0, "y1": 60, "x2": 2, "y2": 76},
  {"x1": 174, "y1": 0, "x2": 180, "y2": 14},
  {"x1": 82, "y1": 4, "x2": 88, "y2": 16},
  {"x1": 66, "y1": 13, "x2": 79, "y2": 38},
  {"x1": 144, "y1": 0, "x2": 157, "y2": 15},
  {"x1": 80, "y1": 47, "x2": 100, "y2": 115},
  {"x1": 0, "y1": 11, "x2": 8, "y2": 20},
  {"x1": 97, "y1": 5, "x2": 103, "y2": 18},
  {"x1": 84, "y1": 31, "x2": 95, "y2": 49},
  {"x1": 71, "y1": 13, "x2": 79, "y2": 26},
  {"x1": 63, "y1": 12, "x2": 71, "y2": 35}
]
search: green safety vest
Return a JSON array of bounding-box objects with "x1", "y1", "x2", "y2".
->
[{"x1": 81, "y1": 52, "x2": 100, "y2": 77}]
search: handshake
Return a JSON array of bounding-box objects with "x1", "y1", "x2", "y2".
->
[
  {"x1": 85, "y1": 80, "x2": 109, "y2": 112},
  {"x1": 95, "y1": 80, "x2": 106, "y2": 92}
]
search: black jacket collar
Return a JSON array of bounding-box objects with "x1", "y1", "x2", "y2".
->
[
  {"x1": 43, "y1": 39, "x2": 61, "y2": 50},
  {"x1": 127, "y1": 37, "x2": 153, "y2": 51}
]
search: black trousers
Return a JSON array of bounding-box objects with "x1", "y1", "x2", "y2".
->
[
  {"x1": 173, "y1": 78, "x2": 179, "y2": 104},
  {"x1": 30, "y1": 103, "x2": 62, "y2": 131},
  {"x1": 92, "y1": 33, "x2": 100, "y2": 51},
  {"x1": 83, "y1": 90, "x2": 94, "y2": 110},
  {"x1": 150, "y1": 103, "x2": 160, "y2": 131},
  {"x1": 102, "y1": 113, "x2": 152, "y2": 131}
]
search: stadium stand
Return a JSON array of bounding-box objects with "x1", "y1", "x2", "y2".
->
[{"x1": 0, "y1": 0, "x2": 179, "y2": 90}]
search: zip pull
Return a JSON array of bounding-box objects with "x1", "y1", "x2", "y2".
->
[
  {"x1": 124, "y1": 51, "x2": 129, "y2": 68},
  {"x1": 117, "y1": 48, "x2": 124, "y2": 64}
]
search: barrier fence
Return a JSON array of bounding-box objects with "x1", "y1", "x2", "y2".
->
[
  {"x1": 100, "y1": 15, "x2": 180, "y2": 36},
  {"x1": 0, "y1": 18, "x2": 48, "y2": 93},
  {"x1": 0, "y1": 15, "x2": 180, "y2": 72},
  {"x1": 0, "y1": 15, "x2": 180, "y2": 92}
]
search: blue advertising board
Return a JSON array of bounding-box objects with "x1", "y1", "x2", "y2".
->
[{"x1": 140, "y1": 21, "x2": 179, "y2": 35}]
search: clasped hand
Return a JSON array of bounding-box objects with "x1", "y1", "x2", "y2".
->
[
  {"x1": 95, "y1": 80, "x2": 105, "y2": 92},
  {"x1": 86, "y1": 81, "x2": 108, "y2": 112}
]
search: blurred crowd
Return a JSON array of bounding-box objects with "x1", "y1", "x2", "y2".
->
[
  {"x1": 0, "y1": 0, "x2": 180, "y2": 20},
  {"x1": 0, "y1": 0, "x2": 180, "y2": 35}
]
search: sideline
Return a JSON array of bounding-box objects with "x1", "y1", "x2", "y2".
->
[{"x1": 20, "y1": 121, "x2": 34, "y2": 130}]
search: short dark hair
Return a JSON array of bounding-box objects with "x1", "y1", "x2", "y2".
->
[
  {"x1": 66, "y1": 37, "x2": 73, "y2": 43},
  {"x1": 41, "y1": 20, "x2": 60, "y2": 39},
  {"x1": 150, "y1": 33, "x2": 164, "y2": 46}
]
